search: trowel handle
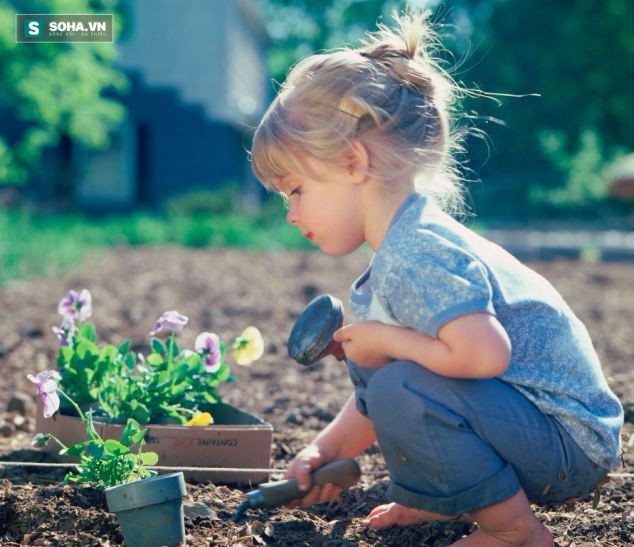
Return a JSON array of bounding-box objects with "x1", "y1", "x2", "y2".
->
[
  {"x1": 309, "y1": 458, "x2": 360, "y2": 488},
  {"x1": 257, "y1": 458, "x2": 361, "y2": 508}
]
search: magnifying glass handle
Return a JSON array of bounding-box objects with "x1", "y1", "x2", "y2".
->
[
  {"x1": 315, "y1": 340, "x2": 345, "y2": 362},
  {"x1": 330, "y1": 341, "x2": 345, "y2": 361}
]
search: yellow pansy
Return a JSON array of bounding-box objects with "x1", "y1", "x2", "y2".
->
[
  {"x1": 186, "y1": 412, "x2": 214, "y2": 426},
  {"x1": 232, "y1": 326, "x2": 264, "y2": 366}
]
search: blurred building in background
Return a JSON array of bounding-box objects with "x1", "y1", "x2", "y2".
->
[{"x1": 73, "y1": 0, "x2": 269, "y2": 210}]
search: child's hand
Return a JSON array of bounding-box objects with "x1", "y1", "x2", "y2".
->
[
  {"x1": 333, "y1": 321, "x2": 393, "y2": 368},
  {"x1": 284, "y1": 445, "x2": 343, "y2": 508}
]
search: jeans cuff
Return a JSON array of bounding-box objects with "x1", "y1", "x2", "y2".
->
[{"x1": 387, "y1": 463, "x2": 522, "y2": 516}]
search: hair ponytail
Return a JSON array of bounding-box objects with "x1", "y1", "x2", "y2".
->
[{"x1": 251, "y1": 9, "x2": 468, "y2": 216}]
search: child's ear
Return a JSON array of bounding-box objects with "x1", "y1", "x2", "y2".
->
[{"x1": 344, "y1": 140, "x2": 370, "y2": 184}]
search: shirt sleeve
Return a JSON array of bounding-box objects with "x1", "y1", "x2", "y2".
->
[{"x1": 374, "y1": 229, "x2": 496, "y2": 338}]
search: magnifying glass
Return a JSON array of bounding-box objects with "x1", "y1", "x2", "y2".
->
[{"x1": 287, "y1": 294, "x2": 345, "y2": 366}]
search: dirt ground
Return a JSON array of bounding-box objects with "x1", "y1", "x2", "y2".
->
[{"x1": 0, "y1": 247, "x2": 632, "y2": 546}]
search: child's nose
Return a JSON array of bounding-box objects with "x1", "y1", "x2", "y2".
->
[{"x1": 286, "y1": 204, "x2": 299, "y2": 225}]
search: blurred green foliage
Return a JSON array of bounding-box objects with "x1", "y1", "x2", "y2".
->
[
  {"x1": 257, "y1": 0, "x2": 634, "y2": 218},
  {"x1": 0, "y1": 0, "x2": 127, "y2": 185},
  {"x1": 463, "y1": 0, "x2": 634, "y2": 216},
  {"x1": 164, "y1": 182, "x2": 241, "y2": 217},
  {"x1": 531, "y1": 129, "x2": 627, "y2": 214},
  {"x1": 0, "y1": 191, "x2": 312, "y2": 286}
]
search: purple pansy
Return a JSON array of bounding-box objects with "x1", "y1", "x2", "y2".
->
[
  {"x1": 27, "y1": 370, "x2": 61, "y2": 418},
  {"x1": 52, "y1": 316, "x2": 77, "y2": 347},
  {"x1": 150, "y1": 310, "x2": 189, "y2": 337},
  {"x1": 195, "y1": 332, "x2": 221, "y2": 373},
  {"x1": 58, "y1": 289, "x2": 92, "y2": 322}
]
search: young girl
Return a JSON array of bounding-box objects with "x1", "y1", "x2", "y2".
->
[{"x1": 250, "y1": 11, "x2": 623, "y2": 546}]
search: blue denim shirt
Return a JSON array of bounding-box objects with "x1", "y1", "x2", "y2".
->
[{"x1": 348, "y1": 192, "x2": 623, "y2": 469}]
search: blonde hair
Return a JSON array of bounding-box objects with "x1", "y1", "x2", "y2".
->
[{"x1": 250, "y1": 9, "x2": 468, "y2": 215}]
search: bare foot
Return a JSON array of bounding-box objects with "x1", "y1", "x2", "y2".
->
[
  {"x1": 453, "y1": 521, "x2": 554, "y2": 546},
  {"x1": 362, "y1": 502, "x2": 470, "y2": 529},
  {"x1": 452, "y1": 490, "x2": 555, "y2": 546}
]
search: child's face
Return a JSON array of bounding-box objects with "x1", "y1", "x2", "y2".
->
[{"x1": 280, "y1": 154, "x2": 366, "y2": 256}]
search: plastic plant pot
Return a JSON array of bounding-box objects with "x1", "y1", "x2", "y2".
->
[{"x1": 105, "y1": 472, "x2": 186, "y2": 547}]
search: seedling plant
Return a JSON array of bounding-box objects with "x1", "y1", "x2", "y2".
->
[
  {"x1": 52, "y1": 289, "x2": 264, "y2": 425},
  {"x1": 30, "y1": 370, "x2": 158, "y2": 488}
]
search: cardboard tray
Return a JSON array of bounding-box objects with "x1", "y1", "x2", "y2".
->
[{"x1": 36, "y1": 403, "x2": 273, "y2": 485}]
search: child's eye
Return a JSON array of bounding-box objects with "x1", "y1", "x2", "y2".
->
[{"x1": 289, "y1": 186, "x2": 302, "y2": 197}]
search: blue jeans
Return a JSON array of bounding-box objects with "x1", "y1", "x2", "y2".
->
[{"x1": 347, "y1": 359, "x2": 608, "y2": 515}]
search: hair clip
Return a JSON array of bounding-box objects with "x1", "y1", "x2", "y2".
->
[{"x1": 336, "y1": 108, "x2": 362, "y2": 120}]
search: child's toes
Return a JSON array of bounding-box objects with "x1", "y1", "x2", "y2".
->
[
  {"x1": 362, "y1": 503, "x2": 398, "y2": 528},
  {"x1": 366, "y1": 502, "x2": 395, "y2": 519}
]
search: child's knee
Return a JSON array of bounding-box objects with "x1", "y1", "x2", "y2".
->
[
  {"x1": 365, "y1": 360, "x2": 428, "y2": 418},
  {"x1": 364, "y1": 360, "x2": 474, "y2": 432}
]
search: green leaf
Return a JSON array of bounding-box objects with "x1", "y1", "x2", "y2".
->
[
  {"x1": 169, "y1": 339, "x2": 180, "y2": 358},
  {"x1": 78, "y1": 367, "x2": 95, "y2": 384},
  {"x1": 170, "y1": 383, "x2": 187, "y2": 396},
  {"x1": 58, "y1": 346, "x2": 74, "y2": 364},
  {"x1": 118, "y1": 339, "x2": 131, "y2": 355},
  {"x1": 59, "y1": 367, "x2": 77, "y2": 380},
  {"x1": 146, "y1": 353, "x2": 163, "y2": 366},
  {"x1": 104, "y1": 439, "x2": 130, "y2": 456},
  {"x1": 139, "y1": 451, "x2": 159, "y2": 465},
  {"x1": 77, "y1": 340, "x2": 100, "y2": 360},
  {"x1": 153, "y1": 371, "x2": 170, "y2": 386},
  {"x1": 99, "y1": 345, "x2": 118, "y2": 362},
  {"x1": 63, "y1": 472, "x2": 85, "y2": 484},
  {"x1": 130, "y1": 402, "x2": 151, "y2": 424},
  {"x1": 121, "y1": 417, "x2": 140, "y2": 435},
  {"x1": 124, "y1": 353, "x2": 136, "y2": 369},
  {"x1": 121, "y1": 418, "x2": 146, "y2": 445},
  {"x1": 151, "y1": 338, "x2": 166, "y2": 356},
  {"x1": 79, "y1": 323, "x2": 97, "y2": 342},
  {"x1": 130, "y1": 429, "x2": 146, "y2": 445},
  {"x1": 86, "y1": 440, "x2": 105, "y2": 459},
  {"x1": 121, "y1": 418, "x2": 140, "y2": 446},
  {"x1": 215, "y1": 362, "x2": 231, "y2": 383},
  {"x1": 185, "y1": 353, "x2": 201, "y2": 367},
  {"x1": 202, "y1": 391, "x2": 218, "y2": 404},
  {"x1": 174, "y1": 363, "x2": 190, "y2": 383},
  {"x1": 60, "y1": 442, "x2": 86, "y2": 458}
]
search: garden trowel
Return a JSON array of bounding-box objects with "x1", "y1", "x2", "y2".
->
[
  {"x1": 287, "y1": 294, "x2": 345, "y2": 366},
  {"x1": 229, "y1": 458, "x2": 361, "y2": 522}
]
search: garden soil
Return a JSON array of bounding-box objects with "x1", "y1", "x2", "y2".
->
[{"x1": 0, "y1": 247, "x2": 632, "y2": 546}]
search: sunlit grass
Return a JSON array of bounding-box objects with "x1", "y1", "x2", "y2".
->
[{"x1": 0, "y1": 206, "x2": 313, "y2": 286}]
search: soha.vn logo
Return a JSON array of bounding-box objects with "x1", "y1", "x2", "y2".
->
[
  {"x1": 24, "y1": 19, "x2": 43, "y2": 36},
  {"x1": 49, "y1": 20, "x2": 108, "y2": 32}
]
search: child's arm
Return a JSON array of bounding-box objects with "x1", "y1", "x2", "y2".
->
[
  {"x1": 285, "y1": 392, "x2": 376, "y2": 504},
  {"x1": 334, "y1": 312, "x2": 511, "y2": 378},
  {"x1": 312, "y1": 391, "x2": 377, "y2": 459}
]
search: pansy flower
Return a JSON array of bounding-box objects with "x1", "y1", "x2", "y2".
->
[
  {"x1": 27, "y1": 370, "x2": 61, "y2": 418},
  {"x1": 150, "y1": 310, "x2": 189, "y2": 337},
  {"x1": 58, "y1": 289, "x2": 92, "y2": 322},
  {"x1": 232, "y1": 326, "x2": 264, "y2": 366},
  {"x1": 52, "y1": 316, "x2": 77, "y2": 347},
  {"x1": 195, "y1": 332, "x2": 221, "y2": 373},
  {"x1": 186, "y1": 412, "x2": 214, "y2": 426}
]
